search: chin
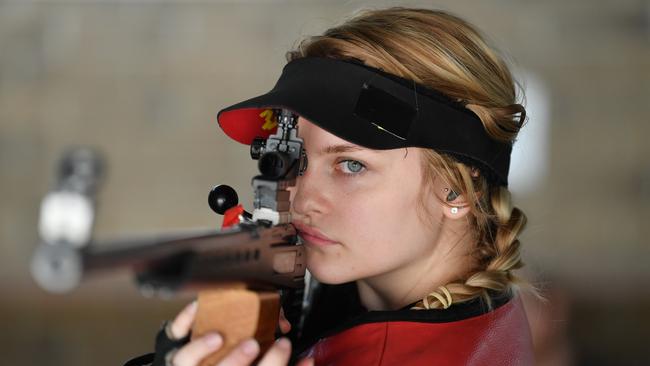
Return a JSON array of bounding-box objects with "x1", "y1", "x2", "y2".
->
[
  {"x1": 306, "y1": 250, "x2": 354, "y2": 285},
  {"x1": 309, "y1": 271, "x2": 351, "y2": 285}
]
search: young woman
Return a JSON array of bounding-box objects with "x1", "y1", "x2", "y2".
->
[{"x1": 134, "y1": 7, "x2": 539, "y2": 366}]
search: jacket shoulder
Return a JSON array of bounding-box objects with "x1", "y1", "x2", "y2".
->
[{"x1": 302, "y1": 295, "x2": 534, "y2": 366}]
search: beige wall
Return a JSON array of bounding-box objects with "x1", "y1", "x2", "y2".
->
[{"x1": 1, "y1": 1, "x2": 648, "y2": 365}]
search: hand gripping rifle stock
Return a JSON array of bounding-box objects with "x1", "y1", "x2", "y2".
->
[{"x1": 31, "y1": 110, "x2": 308, "y2": 365}]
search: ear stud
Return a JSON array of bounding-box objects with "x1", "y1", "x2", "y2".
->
[{"x1": 451, "y1": 207, "x2": 459, "y2": 214}]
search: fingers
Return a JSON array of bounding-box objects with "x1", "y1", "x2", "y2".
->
[
  {"x1": 278, "y1": 307, "x2": 291, "y2": 334},
  {"x1": 215, "y1": 339, "x2": 260, "y2": 366},
  {"x1": 214, "y1": 337, "x2": 297, "y2": 366},
  {"x1": 169, "y1": 301, "x2": 198, "y2": 339},
  {"x1": 168, "y1": 303, "x2": 302, "y2": 366},
  {"x1": 172, "y1": 333, "x2": 223, "y2": 366},
  {"x1": 257, "y1": 338, "x2": 314, "y2": 366},
  {"x1": 173, "y1": 335, "x2": 313, "y2": 366},
  {"x1": 256, "y1": 338, "x2": 291, "y2": 366}
]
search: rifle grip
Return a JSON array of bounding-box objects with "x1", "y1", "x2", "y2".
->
[{"x1": 192, "y1": 286, "x2": 280, "y2": 365}]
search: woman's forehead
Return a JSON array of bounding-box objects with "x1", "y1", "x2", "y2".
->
[
  {"x1": 297, "y1": 117, "x2": 367, "y2": 152},
  {"x1": 297, "y1": 116, "x2": 422, "y2": 163}
]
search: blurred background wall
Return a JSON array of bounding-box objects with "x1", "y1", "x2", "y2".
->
[{"x1": 1, "y1": 0, "x2": 648, "y2": 365}]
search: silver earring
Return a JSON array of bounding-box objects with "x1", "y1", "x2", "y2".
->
[{"x1": 451, "y1": 207, "x2": 459, "y2": 214}]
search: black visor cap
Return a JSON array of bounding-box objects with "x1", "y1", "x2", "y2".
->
[{"x1": 217, "y1": 57, "x2": 513, "y2": 186}]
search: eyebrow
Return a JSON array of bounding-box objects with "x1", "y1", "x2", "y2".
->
[{"x1": 317, "y1": 144, "x2": 369, "y2": 155}]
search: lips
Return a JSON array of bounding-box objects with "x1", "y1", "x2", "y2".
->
[{"x1": 292, "y1": 221, "x2": 338, "y2": 246}]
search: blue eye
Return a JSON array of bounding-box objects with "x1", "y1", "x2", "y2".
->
[{"x1": 337, "y1": 159, "x2": 366, "y2": 176}]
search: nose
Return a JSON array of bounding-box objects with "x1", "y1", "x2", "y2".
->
[{"x1": 290, "y1": 165, "x2": 328, "y2": 220}]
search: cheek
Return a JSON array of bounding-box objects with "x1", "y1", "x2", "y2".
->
[{"x1": 336, "y1": 177, "x2": 428, "y2": 250}]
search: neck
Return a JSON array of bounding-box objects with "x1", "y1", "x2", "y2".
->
[{"x1": 356, "y1": 226, "x2": 476, "y2": 311}]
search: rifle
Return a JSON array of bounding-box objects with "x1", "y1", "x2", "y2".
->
[{"x1": 31, "y1": 109, "x2": 310, "y2": 365}]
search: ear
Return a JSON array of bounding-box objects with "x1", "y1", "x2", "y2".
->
[
  {"x1": 440, "y1": 189, "x2": 471, "y2": 220},
  {"x1": 430, "y1": 177, "x2": 472, "y2": 220}
]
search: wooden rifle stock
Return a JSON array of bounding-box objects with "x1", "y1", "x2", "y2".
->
[{"x1": 193, "y1": 286, "x2": 280, "y2": 365}]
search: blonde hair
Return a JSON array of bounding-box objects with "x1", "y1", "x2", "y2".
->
[{"x1": 288, "y1": 7, "x2": 540, "y2": 310}]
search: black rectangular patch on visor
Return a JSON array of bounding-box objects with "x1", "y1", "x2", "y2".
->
[{"x1": 353, "y1": 83, "x2": 416, "y2": 141}]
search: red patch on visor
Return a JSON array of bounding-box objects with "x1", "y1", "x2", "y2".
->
[{"x1": 218, "y1": 108, "x2": 278, "y2": 145}]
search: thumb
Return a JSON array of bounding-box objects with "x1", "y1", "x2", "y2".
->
[{"x1": 169, "y1": 301, "x2": 198, "y2": 339}]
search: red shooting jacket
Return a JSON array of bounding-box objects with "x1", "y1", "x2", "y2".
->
[{"x1": 295, "y1": 283, "x2": 534, "y2": 366}]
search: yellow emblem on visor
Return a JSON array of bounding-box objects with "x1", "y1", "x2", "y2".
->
[{"x1": 259, "y1": 109, "x2": 278, "y2": 131}]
